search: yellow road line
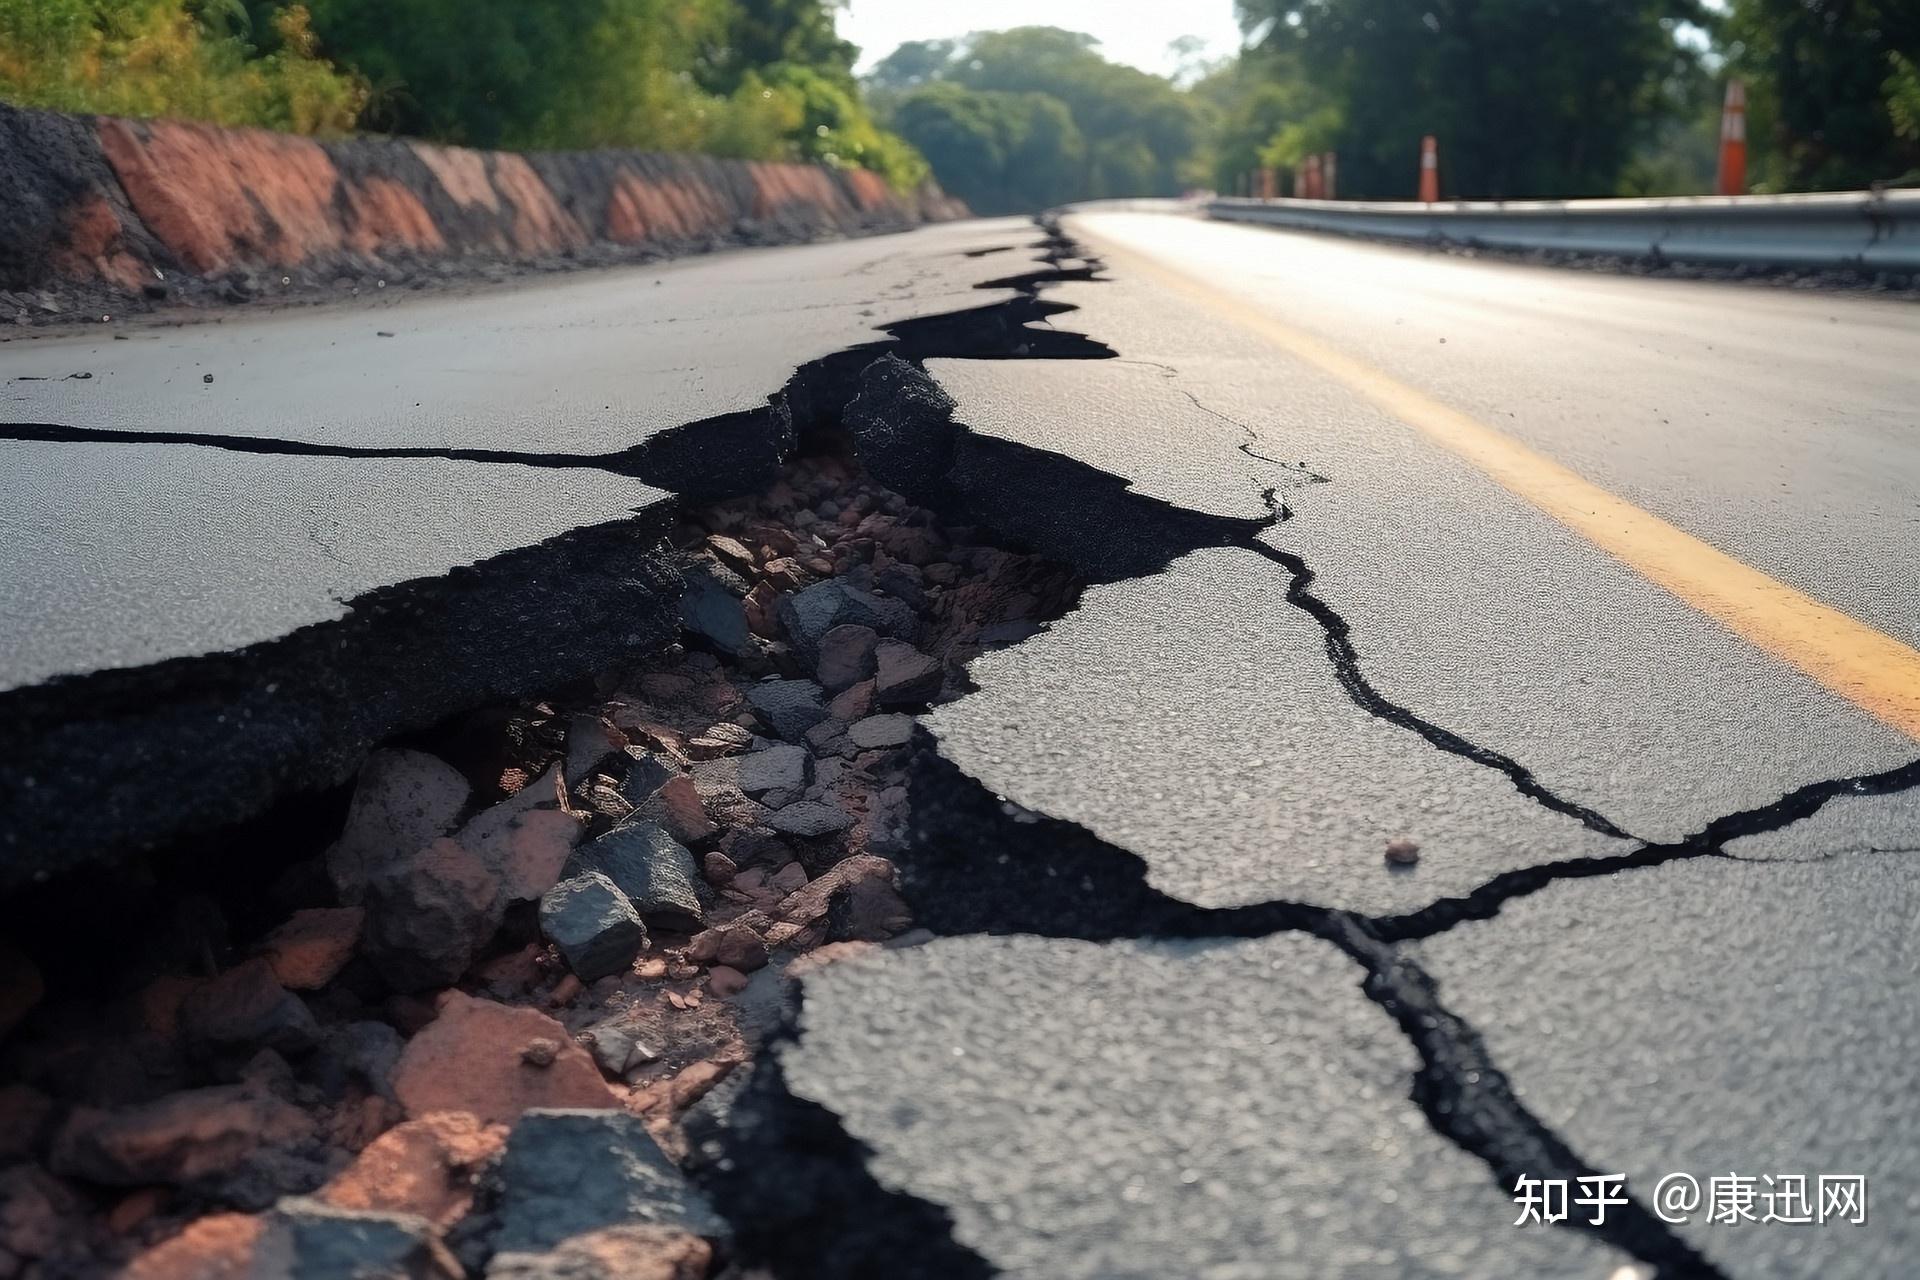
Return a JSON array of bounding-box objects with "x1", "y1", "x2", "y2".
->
[{"x1": 1088, "y1": 230, "x2": 1920, "y2": 741}]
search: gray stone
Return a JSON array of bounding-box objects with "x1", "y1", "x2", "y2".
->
[
  {"x1": 491, "y1": 1109, "x2": 727, "y2": 1253},
  {"x1": 814, "y1": 624, "x2": 880, "y2": 692},
  {"x1": 735, "y1": 744, "x2": 812, "y2": 808},
  {"x1": 578, "y1": 1018, "x2": 660, "y2": 1080},
  {"x1": 776, "y1": 582, "x2": 917, "y2": 666},
  {"x1": 678, "y1": 564, "x2": 750, "y2": 657},
  {"x1": 568, "y1": 822, "x2": 706, "y2": 928},
  {"x1": 873, "y1": 640, "x2": 943, "y2": 707},
  {"x1": 261, "y1": 1197, "x2": 455, "y2": 1279},
  {"x1": 767, "y1": 800, "x2": 854, "y2": 839},
  {"x1": 618, "y1": 749, "x2": 675, "y2": 806},
  {"x1": 363, "y1": 838, "x2": 503, "y2": 992},
  {"x1": 563, "y1": 716, "x2": 624, "y2": 787},
  {"x1": 745, "y1": 679, "x2": 829, "y2": 741},
  {"x1": 847, "y1": 714, "x2": 915, "y2": 751},
  {"x1": 540, "y1": 873, "x2": 648, "y2": 982},
  {"x1": 324, "y1": 750, "x2": 470, "y2": 903}
]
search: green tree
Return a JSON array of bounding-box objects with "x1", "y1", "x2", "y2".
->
[
  {"x1": 868, "y1": 27, "x2": 1200, "y2": 208},
  {"x1": 1723, "y1": 0, "x2": 1920, "y2": 190},
  {"x1": 1234, "y1": 0, "x2": 1702, "y2": 199},
  {"x1": 0, "y1": 0, "x2": 363, "y2": 131}
]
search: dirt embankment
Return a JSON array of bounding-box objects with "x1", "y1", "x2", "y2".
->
[{"x1": 0, "y1": 104, "x2": 969, "y2": 324}]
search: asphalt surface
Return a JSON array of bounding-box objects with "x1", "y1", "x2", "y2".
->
[
  {"x1": 774, "y1": 212, "x2": 1920, "y2": 1278},
  {"x1": 0, "y1": 219, "x2": 1029, "y2": 686},
  {"x1": 6, "y1": 207, "x2": 1919, "y2": 1277}
]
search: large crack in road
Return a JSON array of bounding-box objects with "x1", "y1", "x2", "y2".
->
[
  {"x1": 7, "y1": 218, "x2": 1913, "y2": 1277},
  {"x1": 685, "y1": 221, "x2": 1919, "y2": 1280}
]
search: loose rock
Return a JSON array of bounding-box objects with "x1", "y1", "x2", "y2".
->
[
  {"x1": 814, "y1": 623, "x2": 879, "y2": 692},
  {"x1": 766, "y1": 800, "x2": 853, "y2": 839},
  {"x1": 325, "y1": 750, "x2": 471, "y2": 903},
  {"x1": 539, "y1": 873, "x2": 648, "y2": 982},
  {"x1": 180, "y1": 958, "x2": 320, "y2": 1057},
  {"x1": 259, "y1": 1198, "x2": 460, "y2": 1279},
  {"x1": 578, "y1": 1018, "x2": 660, "y2": 1080},
  {"x1": 390, "y1": 995, "x2": 612, "y2": 1125},
  {"x1": 568, "y1": 822, "x2": 707, "y2": 929},
  {"x1": 319, "y1": 1112, "x2": 507, "y2": 1226},
  {"x1": 734, "y1": 743, "x2": 812, "y2": 807},
  {"x1": 744, "y1": 679, "x2": 830, "y2": 742},
  {"x1": 258, "y1": 907, "x2": 364, "y2": 991},
  {"x1": 1384, "y1": 837, "x2": 1421, "y2": 865},
  {"x1": 847, "y1": 713, "x2": 914, "y2": 751},
  {"x1": 873, "y1": 640, "x2": 943, "y2": 706},
  {"x1": 490, "y1": 1109, "x2": 727, "y2": 1254},
  {"x1": 51, "y1": 1084, "x2": 314, "y2": 1188},
  {"x1": 363, "y1": 838, "x2": 503, "y2": 992},
  {"x1": 486, "y1": 1224, "x2": 712, "y2": 1280}
]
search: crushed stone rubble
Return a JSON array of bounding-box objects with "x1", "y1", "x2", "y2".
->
[{"x1": 0, "y1": 447, "x2": 1080, "y2": 1279}]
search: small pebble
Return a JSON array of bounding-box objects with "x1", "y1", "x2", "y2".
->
[
  {"x1": 1384, "y1": 837, "x2": 1421, "y2": 866},
  {"x1": 520, "y1": 1037, "x2": 560, "y2": 1067}
]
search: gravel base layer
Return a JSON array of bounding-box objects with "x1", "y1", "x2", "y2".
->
[{"x1": 0, "y1": 442, "x2": 1082, "y2": 1279}]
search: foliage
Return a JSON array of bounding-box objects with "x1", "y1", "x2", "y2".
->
[
  {"x1": 867, "y1": 26, "x2": 1201, "y2": 212},
  {"x1": 1231, "y1": 0, "x2": 1703, "y2": 200},
  {"x1": 1721, "y1": 0, "x2": 1920, "y2": 190},
  {"x1": 0, "y1": 0, "x2": 926, "y2": 190},
  {"x1": 0, "y1": 0, "x2": 364, "y2": 132}
]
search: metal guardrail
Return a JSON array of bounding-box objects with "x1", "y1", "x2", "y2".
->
[{"x1": 1207, "y1": 190, "x2": 1920, "y2": 271}]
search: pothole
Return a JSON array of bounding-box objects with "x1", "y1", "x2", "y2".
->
[{"x1": 0, "y1": 432, "x2": 1082, "y2": 1279}]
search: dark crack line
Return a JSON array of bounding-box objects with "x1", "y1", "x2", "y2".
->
[
  {"x1": 1364, "y1": 752, "x2": 1920, "y2": 940},
  {"x1": 1237, "y1": 530, "x2": 1641, "y2": 843}
]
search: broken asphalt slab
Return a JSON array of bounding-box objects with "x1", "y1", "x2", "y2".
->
[
  {"x1": 774, "y1": 933, "x2": 1633, "y2": 1279},
  {"x1": 1414, "y1": 853, "x2": 1920, "y2": 1279},
  {"x1": 0, "y1": 219, "x2": 1055, "y2": 884},
  {"x1": 926, "y1": 545, "x2": 1625, "y2": 914}
]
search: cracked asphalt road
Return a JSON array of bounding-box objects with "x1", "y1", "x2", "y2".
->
[
  {"x1": 772, "y1": 212, "x2": 1920, "y2": 1278},
  {"x1": 7, "y1": 208, "x2": 1919, "y2": 1277}
]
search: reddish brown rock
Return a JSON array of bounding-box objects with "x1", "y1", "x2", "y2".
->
[
  {"x1": 179, "y1": 958, "x2": 320, "y2": 1056},
  {"x1": 873, "y1": 640, "x2": 943, "y2": 707},
  {"x1": 258, "y1": 907, "x2": 364, "y2": 991},
  {"x1": 828, "y1": 679, "x2": 876, "y2": 721},
  {"x1": 706, "y1": 965, "x2": 750, "y2": 998},
  {"x1": 390, "y1": 994, "x2": 613, "y2": 1125},
  {"x1": 121, "y1": 1213, "x2": 265, "y2": 1280},
  {"x1": 635, "y1": 775, "x2": 718, "y2": 845},
  {"x1": 775, "y1": 855, "x2": 910, "y2": 940},
  {"x1": 51, "y1": 1084, "x2": 314, "y2": 1187},
  {"x1": 685, "y1": 924, "x2": 768, "y2": 974},
  {"x1": 319, "y1": 1111, "x2": 508, "y2": 1226},
  {"x1": 815, "y1": 624, "x2": 880, "y2": 693},
  {"x1": 489, "y1": 1224, "x2": 714, "y2": 1280}
]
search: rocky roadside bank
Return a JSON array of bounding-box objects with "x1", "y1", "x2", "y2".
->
[{"x1": 0, "y1": 445, "x2": 1081, "y2": 1279}]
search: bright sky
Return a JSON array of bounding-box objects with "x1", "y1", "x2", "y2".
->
[{"x1": 841, "y1": 0, "x2": 1246, "y2": 80}]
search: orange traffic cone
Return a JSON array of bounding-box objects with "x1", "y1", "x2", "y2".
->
[
  {"x1": 1418, "y1": 135, "x2": 1439, "y2": 203},
  {"x1": 1716, "y1": 80, "x2": 1747, "y2": 196},
  {"x1": 1322, "y1": 151, "x2": 1338, "y2": 200}
]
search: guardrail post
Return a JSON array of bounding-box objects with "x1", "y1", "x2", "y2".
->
[
  {"x1": 1419, "y1": 135, "x2": 1439, "y2": 203},
  {"x1": 1716, "y1": 80, "x2": 1747, "y2": 196},
  {"x1": 1323, "y1": 152, "x2": 1338, "y2": 200}
]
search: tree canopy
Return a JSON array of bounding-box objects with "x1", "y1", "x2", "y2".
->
[
  {"x1": 0, "y1": 0, "x2": 928, "y2": 189},
  {"x1": 867, "y1": 26, "x2": 1203, "y2": 213}
]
